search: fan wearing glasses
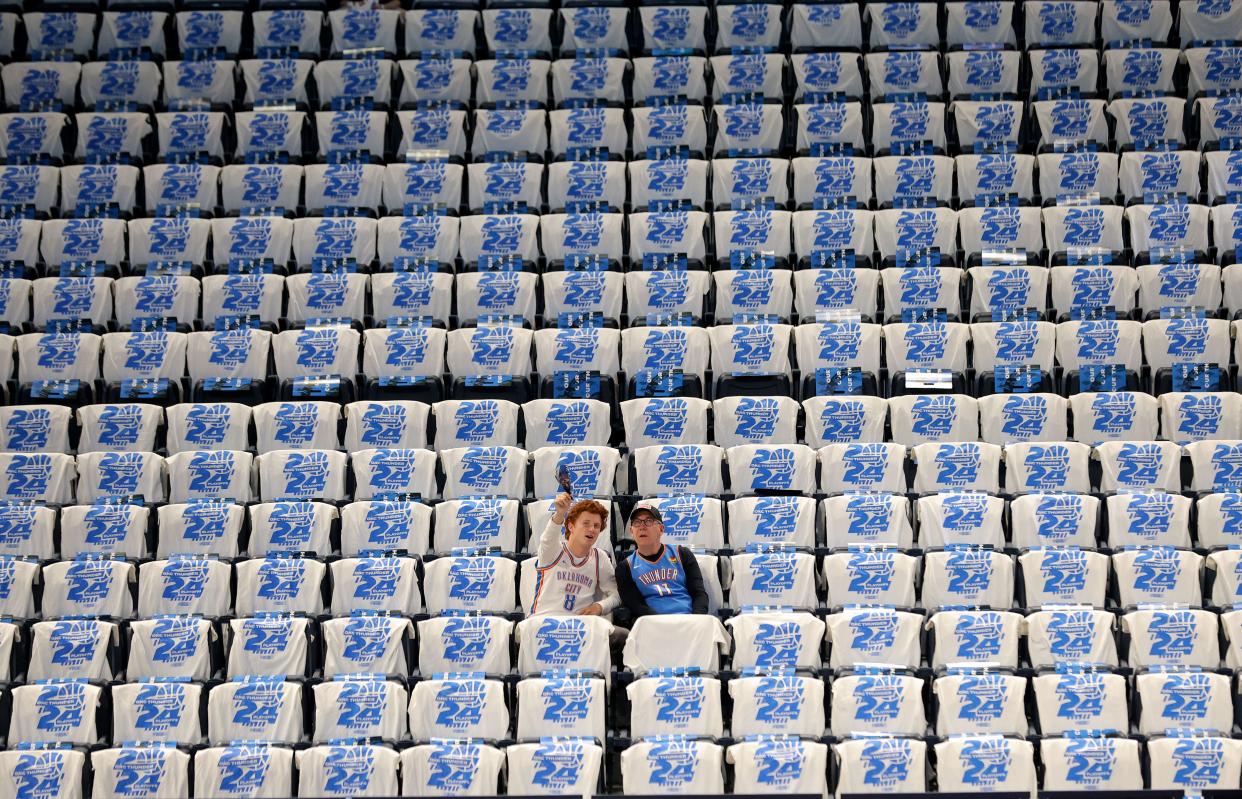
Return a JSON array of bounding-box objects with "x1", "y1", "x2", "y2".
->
[{"x1": 616, "y1": 501, "x2": 709, "y2": 619}]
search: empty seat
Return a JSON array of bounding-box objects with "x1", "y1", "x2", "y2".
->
[
  {"x1": 321, "y1": 614, "x2": 414, "y2": 677},
  {"x1": 823, "y1": 549, "x2": 919, "y2": 606},
  {"x1": 255, "y1": 449, "x2": 348, "y2": 502},
  {"x1": 113, "y1": 680, "x2": 202, "y2": 745},
  {"x1": 725, "y1": 610, "x2": 823, "y2": 671},
  {"x1": 340, "y1": 499, "x2": 431, "y2": 557},
  {"x1": 422, "y1": 554, "x2": 518, "y2": 614},
  {"x1": 408, "y1": 675, "x2": 506, "y2": 740},
  {"x1": 127, "y1": 615, "x2": 217, "y2": 680},
  {"x1": 927, "y1": 610, "x2": 1023, "y2": 669},
  {"x1": 249, "y1": 500, "x2": 337, "y2": 555},
  {"x1": 235, "y1": 555, "x2": 327, "y2": 615},
  {"x1": 508, "y1": 740, "x2": 602, "y2": 795},
  {"x1": 1025, "y1": 606, "x2": 1117, "y2": 666},
  {"x1": 1123, "y1": 608, "x2": 1220, "y2": 669},
  {"x1": 195, "y1": 745, "x2": 294, "y2": 798},
  {"x1": 226, "y1": 615, "x2": 311, "y2": 679}
]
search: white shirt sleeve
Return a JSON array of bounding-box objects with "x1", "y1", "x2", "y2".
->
[
  {"x1": 537, "y1": 518, "x2": 566, "y2": 567},
  {"x1": 595, "y1": 552, "x2": 620, "y2": 614}
]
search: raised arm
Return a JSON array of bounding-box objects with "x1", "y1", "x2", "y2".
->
[{"x1": 536, "y1": 492, "x2": 573, "y2": 567}]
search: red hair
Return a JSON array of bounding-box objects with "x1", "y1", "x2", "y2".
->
[{"x1": 566, "y1": 499, "x2": 609, "y2": 526}]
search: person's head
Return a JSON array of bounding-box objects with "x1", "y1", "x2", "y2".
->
[
  {"x1": 629, "y1": 502, "x2": 665, "y2": 555},
  {"x1": 564, "y1": 499, "x2": 608, "y2": 555}
]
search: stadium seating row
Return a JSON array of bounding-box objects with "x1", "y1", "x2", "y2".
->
[
  {"x1": 32, "y1": 734, "x2": 1242, "y2": 796},
  {"x1": 7, "y1": 608, "x2": 1242, "y2": 679},
  {"x1": 1, "y1": 434, "x2": 1242, "y2": 501},
  {"x1": 5, "y1": 318, "x2": 1242, "y2": 380},
  {"x1": 0, "y1": 50, "x2": 1221, "y2": 112},
  {"x1": 9, "y1": 391, "x2": 1242, "y2": 453},
  {"x1": 4, "y1": 487, "x2": 1242, "y2": 555},
  {"x1": 8, "y1": 206, "x2": 1242, "y2": 274},
  {"x1": 7, "y1": 667, "x2": 1242, "y2": 744},
  {"x1": 5, "y1": 101, "x2": 1242, "y2": 162},
  {"x1": 1, "y1": 4, "x2": 1237, "y2": 59},
  {"x1": 15, "y1": 156, "x2": 1242, "y2": 218},
  {"x1": 8, "y1": 545, "x2": 1242, "y2": 617}
]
